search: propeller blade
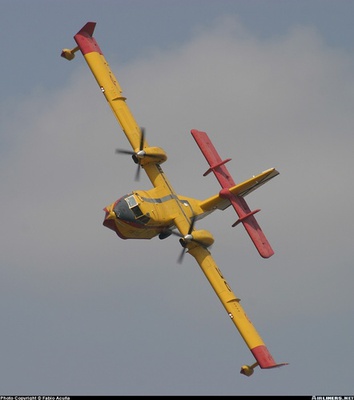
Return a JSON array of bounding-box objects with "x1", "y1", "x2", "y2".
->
[
  {"x1": 139, "y1": 127, "x2": 145, "y2": 151},
  {"x1": 162, "y1": 215, "x2": 210, "y2": 264},
  {"x1": 115, "y1": 127, "x2": 146, "y2": 181},
  {"x1": 115, "y1": 149, "x2": 135, "y2": 155},
  {"x1": 188, "y1": 215, "x2": 196, "y2": 234},
  {"x1": 178, "y1": 247, "x2": 186, "y2": 264},
  {"x1": 134, "y1": 164, "x2": 141, "y2": 181}
]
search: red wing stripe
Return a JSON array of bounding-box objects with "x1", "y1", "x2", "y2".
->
[
  {"x1": 251, "y1": 345, "x2": 288, "y2": 369},
  {"x1": 74, "y1": 22, "x2": 103, "y2": 55}
]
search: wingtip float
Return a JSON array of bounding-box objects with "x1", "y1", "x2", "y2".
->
[
  {"x1": 61, "y1": 22, "x2": 98, "y2": 60},
  {"x1": 61, "y1": 22, "x2": 287, "y2": 376}
]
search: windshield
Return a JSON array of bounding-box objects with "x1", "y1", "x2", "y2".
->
[{"x1": 124, "y1": 195, "x2": 150, "y2": 223}]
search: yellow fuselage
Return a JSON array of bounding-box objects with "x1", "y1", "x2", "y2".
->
[{"x1": 103, "y1": 188, "x2": 207, "y2": 239}]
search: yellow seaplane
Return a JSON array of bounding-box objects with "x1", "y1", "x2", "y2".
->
[{"x1": 61, "y1": 22, "x2": 287, "y2": 376}]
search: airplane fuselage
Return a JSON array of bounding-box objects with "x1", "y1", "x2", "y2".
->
[{"x1": 103, "y1": 188, "x2": 209, "y2": 240}]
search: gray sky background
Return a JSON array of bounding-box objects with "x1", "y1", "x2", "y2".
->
[{"x1": 1, "y1": 0, "x2": 354, "y2": 395}]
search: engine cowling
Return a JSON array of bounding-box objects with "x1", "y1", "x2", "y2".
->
[
  {"x1": 181, "y1": 229, "x2": 214, "y2": 249},
  {"x1": 138, "y1": 146, "x2": 167, "y2": 166}
]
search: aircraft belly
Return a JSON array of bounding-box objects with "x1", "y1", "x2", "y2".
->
[
  {"x1": 113, "y1": 219, "x2": 160, "y2": 239},
  {"x1": 103, "y1": 219, "x2": 161, "y2": 239}
]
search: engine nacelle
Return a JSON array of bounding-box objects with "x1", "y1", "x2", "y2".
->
[
  {"x1": 180, "y1": 229, "x2": 214, "y2": 249},
  {"x1": 136, "y1": 146, "x2": 168, "y2": 166}
]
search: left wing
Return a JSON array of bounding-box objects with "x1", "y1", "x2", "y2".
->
[
  {"x1": 62, "y1": 22, "x2": 168, "y2": 189},
  {"x1": 73, "y1": 22, "x2": 141, "y2": 150},
  {"x1": 181, "y1": 239, "x2": 287, "y2": 376},
  {"x1": 62, "y1": 22, "x2": 201, "y2": 238}
]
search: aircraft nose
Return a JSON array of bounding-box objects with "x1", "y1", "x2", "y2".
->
[
  {"x1": 103, "y1": 207, "x2": 118, "y2": 232},
  {"x1": 104, "y1": 208, "x2": 116, "y2": 220}
]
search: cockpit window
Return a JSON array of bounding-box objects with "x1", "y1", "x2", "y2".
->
[
  {"x1": 124, "y1": 195, "x2": 150, "y2": 223},
  {"x1": 125, "y1": 195, "x2": 138, "y2": 209}
]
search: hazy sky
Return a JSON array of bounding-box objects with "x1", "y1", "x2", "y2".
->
[{"x1": 1, "y1": 0, "x2": 354, "y2": 395}]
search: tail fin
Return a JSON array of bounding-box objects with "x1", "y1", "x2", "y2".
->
[{"x1": 192, "y1": 129, "x2": 279, "y2": 258}]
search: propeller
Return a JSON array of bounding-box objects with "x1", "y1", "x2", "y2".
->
[
  {"x1": 116, "y1": 127, "x2": 146, "y2": 181},
  {"x1": 176, "y1": 215, "x2": 197, "y2": 264},
  {"x1": 163, "y1": 216, "x2": 211, "y2": 264},
  {"x1": 116, "y1": 127, "x2": 163, "y2": 181}
]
